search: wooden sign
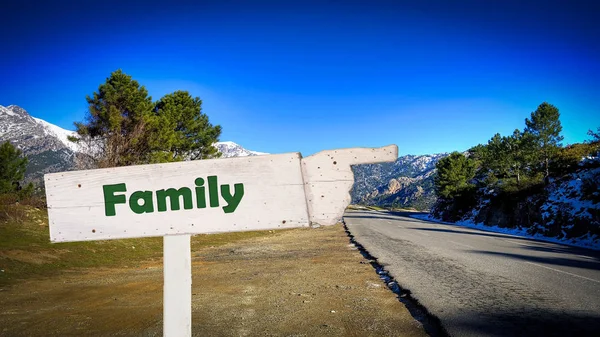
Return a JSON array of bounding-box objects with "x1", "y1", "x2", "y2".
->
[
  {"x1": 45, "y1": 153, "x2": 308, "y2": 242},
  {"x1": 44, "y1": 145, "x2": 398, "y2": 337},
  {"x1": 45, "y1": 145, "x2": 398, "y2": 242}
]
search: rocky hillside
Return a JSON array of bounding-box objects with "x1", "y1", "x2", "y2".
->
[
  {"x1": 351, "y1": 153, "x2": 447, "y2": 210},
  {"x1": 432, "y1": 157, "x2": 600, "y2": 248},
  {"x1": 0, "y1": 105, "x2": 77, "y2": 182},
  {"x1": 0, "y1": 105, "x2": 266, "y2": 182},
  {"x1": 539, "y1": 162, "x2": 600, "y2": 239}
]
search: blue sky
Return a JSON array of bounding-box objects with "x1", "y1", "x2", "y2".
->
[{"x1": 1, "y1": 0, "x2": 599, "y2": 156}]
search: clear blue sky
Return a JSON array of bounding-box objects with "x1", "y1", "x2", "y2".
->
[{"x1": 1, "y1": 0, "x2": 599, "y2": 156}]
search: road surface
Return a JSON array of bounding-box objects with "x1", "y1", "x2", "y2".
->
[{"x1": 344, "y1": 209, "x2": 600, "y2": 337}]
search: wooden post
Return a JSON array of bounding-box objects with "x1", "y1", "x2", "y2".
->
[{"x1": 163, "y1": 235, "x2": 192, "y2": 337}]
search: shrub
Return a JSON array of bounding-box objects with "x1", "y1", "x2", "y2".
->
[
  {"x1": 581, "y1": 173, "x2": 600, "y2": 204},
  {"x1": 551, "y1": 142, "x2": 599, "y2": 176}
]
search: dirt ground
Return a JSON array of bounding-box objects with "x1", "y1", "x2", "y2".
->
[{"x1": 0, "y1": 224, "x2": 426, "y2": 336}]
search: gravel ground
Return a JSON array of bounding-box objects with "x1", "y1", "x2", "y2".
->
[{"x1": 0, "y1": 224, "x2": 426, "y2": 336}]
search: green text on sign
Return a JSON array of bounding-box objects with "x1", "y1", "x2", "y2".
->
[{"x1": 102, "y1": 176, "x2": 244, "y2": 216}]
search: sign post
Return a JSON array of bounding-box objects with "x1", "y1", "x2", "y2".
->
[
  {"x1": 44, "y1": 145, "x2": 397, "y2": 336},
  {"x1": 163, "y1": 235, "x2": 192, "y2": 336}
]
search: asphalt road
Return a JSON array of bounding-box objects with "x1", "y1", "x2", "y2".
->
[{"x1": 344, "y1": 209, "x2": 600, "y2": 337}]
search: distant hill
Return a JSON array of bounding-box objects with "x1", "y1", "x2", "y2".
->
[{"x1": 351, "y1": 153, "x2": 447, "y2": 211}]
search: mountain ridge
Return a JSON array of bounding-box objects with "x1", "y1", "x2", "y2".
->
[{"x1": 351, "y1": 152, "x2": 447, "y2": 210}]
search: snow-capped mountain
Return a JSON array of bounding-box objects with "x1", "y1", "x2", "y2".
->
[
  {"x1": 31, "y1": 117, "x2": 79, "y2": 152},
  {"x1": 0, "y1": 105, "x2": 267, "y2": 182},
  {"x1": 0, "y1": 105, "x2": 78, "y2": 182},
  {"x1": 0, "y1": 105, "x2": 77, "y2": 151},
  {"x1": 215, "y1": 141, "x2": 267, "y2": 158},
  {"x1": 351, "y1": 153, "x2": 448, "y2": 210}
]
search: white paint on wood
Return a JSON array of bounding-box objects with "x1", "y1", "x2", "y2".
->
[
  {"x1": 301, "y1": 145, "x2": 397, "y2": 226},
  {"x1": 163, "y1": 235, "x2": 192, "y2": 337},
  {"x1": 45, "y1": 145, "x2": 398, "y2": 242},
  {"x1": 45, "y1": 153, "x2": 309, "y2": 242}
]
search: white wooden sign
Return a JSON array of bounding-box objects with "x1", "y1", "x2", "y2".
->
[
  {"x1": 45, "y1": 145, "x2": 397, "y2": 242},
  {"x1": 45, "y1": 153, "x2": 308, "y2": 242},
  {"x1": 44, "y1": 145, "x2": 397, "y2": 336}
]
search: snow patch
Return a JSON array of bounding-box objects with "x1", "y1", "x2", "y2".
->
[
  {"x1": 0, "y1": 105, "x2": 16, "y2": 116},
  {"x1": 32, "y1": 117, "x2": 79, "y2": 152},
  {"x1": 409, "y1": 214, "x2": 600, "y2": 251},
  {"x1": 215, "y1": 141, "x2": 267, "y2": 158}
]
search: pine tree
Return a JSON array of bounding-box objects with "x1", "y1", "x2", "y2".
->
[
  {"x1": 585, "y1": 127, "x2": 600, "y2": 157},
  {"x1": 467, "y1": 144, "x2": 487, "y2": 163},
  {"x1": 504, "y1": 129, "x2": 536, "y2": 186},
  {"x1": 503, "y1": 132, "x2": 520, "y2": 183},
  {"x1": 467, "y1": 143, "x2": 493, "y2": 185},
  {"x1": 150, "y1": 90, "x2": 222, "y2": 162},
  {"x1": 434, "y1": 152, "x2": 477, "y2": 199},
  {"x1": 588, "y1": 127, "x2": 600, "y2": 143},
  {"x1": 524, "y1": 102, "x2": 564, "y2": 182},
  {"x1": 485, "y1": 133, "x2": 510, "y2": 179},
  {"x1": 70, "y1": 71, "x2": 223, "y2": 168},
  {"x1": 70, "y1": 70, "x2": 155, "y2": 168},
  {"x1": 0, "y1": 141, "x2": 31, "y2": 195}
]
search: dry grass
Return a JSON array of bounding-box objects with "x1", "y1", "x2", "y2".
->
[{"x1": 0, "y1": 204, "x2": 275, "y2": 286}]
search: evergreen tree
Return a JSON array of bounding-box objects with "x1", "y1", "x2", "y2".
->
[
  {"x1": 587, "y1": 127, "x2": 600, "y2": 143},
  {"x1": 470, "y1": 130, "x2": 536, "y2": 189},
  {"x1": 524, "y1": 102, "x2": 564, "y2": 181},
  {"x1": 504, "y1": 129, "x2": 536, "y2": 186},
  {"x1": 585, "y1": 126, "x2": 600, "y2": 157},
  {"x1": 467, "y1": 143, "x2": 494, "y2": 185},
  {"x1": 485, "y1": 133, "x2": 511, "y2": 179},
  {"x1": 70, "y1": 70, "x2": 155, "y2": 168},
  {"x1": 434, "y1": 152, "x2": 477, "y2": 199},
  {"x1": 467, "y1": 144, "x2": 487, "y2": 164},
  {"x1": 150, "y1": 90, "x2": 222, "y2": 162},
  {"x1": 70, "y1": 70, "x2": 223, "y2": 168},
  {"x1": 0, "y1": 141, "x2": 32, "y2": 195}
]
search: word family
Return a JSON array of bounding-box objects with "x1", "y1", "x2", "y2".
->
[{"x1": 102, "y1": 176, "x2": 244, "y2": 216}]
